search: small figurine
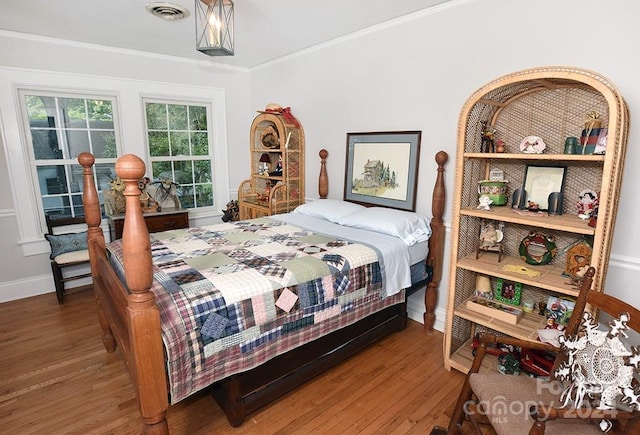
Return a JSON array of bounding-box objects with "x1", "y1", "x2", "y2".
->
[
  {"x1": 577, "y1": 189, "x2": 598, "y2": 220},
  {"x1": 479, "y1": 222, "x2": 500, "y2": 249},
  {"x1": 258, "y1": 181, "x2": 272, "y2": 202},
  {"x1": 538, "y1": 301, "x2": 547, "y2": 316},
  {"x1": 477, "y1": 194, "x2": 493, "y2": 210},
  {"x1": 138, "y1": 176, "x2": 160, "y2": 212},
  {"x1": 476, "y1": 220, "x2": 504, "y2": 262},
  {"x1": 269, "y1": 155, "x2": 283, "y2": 176},
  {"x1": 497, "y1": 352, "x2": 520, "y2": 375},
  {"x1": 527, "y1": 200, "x2": 540, "y2": 212},
  {"x1": 480, "y1": 121, "x2": 496, "y2": 153},
  {"x1": 474, "y1": 274, "x2": 493, "y2": 299},
  {"x1": 259, "y1": 167, "x2": 270, "y2": 176}
]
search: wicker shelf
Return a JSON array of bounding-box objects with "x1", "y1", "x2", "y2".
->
[
  {"x1": 460, "y1": 207, "x2": 595, "y2": 235},
  {"x1": 238, "y1": 112, "x2": 305, "y2": 219},
  {"x1": 457, "y1": 254, "x2": 579, "y2": 297},
  {"x1": 464, "y1": 152, "x2": 605, "y2": 162},
  {"x1": 443, "y1": 66, "x2": 629, "y2": 373},
  {"x1": 454, "y1": 302, "x2": 547, "y2": 343},
  {"x1": 448, "y1": 338, "x2": 501, "y2": 374}
]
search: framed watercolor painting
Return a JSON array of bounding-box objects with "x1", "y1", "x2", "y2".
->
[{"x1": 344, "y1": 131, "x2": 421, "y2": 211}]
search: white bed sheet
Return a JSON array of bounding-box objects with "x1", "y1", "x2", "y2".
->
[{"x1": 273, "y1": 213, "x2": 427, "y2": 296}]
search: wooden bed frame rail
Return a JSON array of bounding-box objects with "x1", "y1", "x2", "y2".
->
[{"x1": 78, "y1": 149, "x2": 447, "y2": 434}]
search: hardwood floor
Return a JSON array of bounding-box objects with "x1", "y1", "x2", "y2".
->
[{"x1": 0, "y1": 290, "x2": 465, "y2": 434}]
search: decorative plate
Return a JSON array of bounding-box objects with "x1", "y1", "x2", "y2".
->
[{"x1": 519, "y1": 136, "x2": 546, "y2": 154}]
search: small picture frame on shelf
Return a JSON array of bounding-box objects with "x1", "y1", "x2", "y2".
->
[
  {"x1": 494, "y1": 278, "x2": 522, "y2": 306},
  {"x1": 522, "y1": 165, "x2": 566, "y2": 211},
  {"x1": 489, "y1": 168, "x2": 504, "y2": 181},
  {"x1": 544, "y1": 295, "x2": 576, "y2": 327}
]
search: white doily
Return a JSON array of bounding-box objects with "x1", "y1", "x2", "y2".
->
[{"x1": 555, "y1": 311, "x2": 640, "y2": 431}]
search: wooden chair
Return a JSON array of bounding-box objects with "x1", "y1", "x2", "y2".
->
[
  {"x1": 432, "y1": 267, "x2": 640, "y2": 434},
  {"x1": 44, "y1": 214, "x2": 92, "y2": 304}
]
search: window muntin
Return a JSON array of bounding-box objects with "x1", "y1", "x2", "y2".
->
[
  {"x1": 145, "y1": 101, "x2": 214, "y2": 209},
  {"x1": 21, "y1": 92, "x2": 119, "y2": 219}
]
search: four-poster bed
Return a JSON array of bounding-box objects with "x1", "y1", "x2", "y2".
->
[{"x1": 78, "y1": 149, "x2": 448, "y2": 434}]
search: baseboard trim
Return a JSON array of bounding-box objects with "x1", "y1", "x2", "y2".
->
[
  {"x1": 0, "y1": 274, "x2": 53, "y2": 303},
  {"x1": 407, "y1": 297, "x2": 445, "y2": 332}
]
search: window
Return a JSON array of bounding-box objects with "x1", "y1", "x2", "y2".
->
[
  {"x1": 20, "y1": 91, "x2": 119, "y2": 220},
  {"x1": 144, "y1": 100, "x2": 214, "y2": 210}
]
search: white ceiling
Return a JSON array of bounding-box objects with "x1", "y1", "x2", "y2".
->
[{"x1": 1, "y1": 0, "x2": 452, "y2": 69}]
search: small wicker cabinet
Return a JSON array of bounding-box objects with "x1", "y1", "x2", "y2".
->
[
  {"x1": 238, "y1": 112, "x2": 305, "y2": 219},
  {"x1": 444, "y1": 66, "x2": 629, "y2": 373}
]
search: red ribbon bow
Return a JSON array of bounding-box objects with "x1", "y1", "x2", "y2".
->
[{"x1": 265, "y1": 106, "x2": 300, "y2": 128}]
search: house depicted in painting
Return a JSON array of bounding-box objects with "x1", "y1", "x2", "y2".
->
[
  {"x1": 360, "y1": 159, "x2": 381, "y2": 188},
  {"x1": 353, "y1": 159, "x2": 398, "y2": 195}
]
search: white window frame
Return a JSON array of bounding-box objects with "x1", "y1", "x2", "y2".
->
[
  {"x1": 142, "y1": 97, "x2": 216, "y2": 211},
  {"x1": 140, "y1": 92, "x2": 230, "y2": 219},
  {"x1": 17, "y1": 88, "x2": 121, "y2": 226}
]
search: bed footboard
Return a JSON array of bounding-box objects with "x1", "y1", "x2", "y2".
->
[{"x1": 80, "y1": 153, "x2": 170, "y2": 435}]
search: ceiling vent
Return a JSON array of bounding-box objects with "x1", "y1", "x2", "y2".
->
[{"x1": 145, "y1": 2, "x2": 190, "y2": 21}]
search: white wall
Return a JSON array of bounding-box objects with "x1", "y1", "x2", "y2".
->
[
  {"x1": 249, "y1": 0, "x2": 640, "y2": 329},
  {"x1": 2, "y1": 0, "x2": 639, "y2": 329}
]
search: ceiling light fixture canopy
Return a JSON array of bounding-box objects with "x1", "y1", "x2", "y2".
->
[{"x1": 195, "y1": 0, "x2": 234, "y2": 56}]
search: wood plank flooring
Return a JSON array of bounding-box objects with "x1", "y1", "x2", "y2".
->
[{"x1": 0, "y1": 290, "x2": 465, "y2": 434}]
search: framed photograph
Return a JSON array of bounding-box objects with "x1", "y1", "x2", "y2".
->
[
  {"x1": 522, "y1": 165, "x2": 567, "y2": 211},
  {"x1": 494, "y1": 278, "x2": 522, "y2": 306},
  {"x1": 344, "y1": 131, "x2": 421, "y2": 211}
]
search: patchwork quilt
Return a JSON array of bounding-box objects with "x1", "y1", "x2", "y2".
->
[{"x1": 106, "y1": 217, "x2": 403, "y2": 403}]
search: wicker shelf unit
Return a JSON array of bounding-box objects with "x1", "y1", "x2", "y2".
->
[
  {"x1": 444, "y1": 66, "x2": 629, "y2": 373},
  {"x1": 238, "y1": 112, "x2": 305, "y2": 219}
]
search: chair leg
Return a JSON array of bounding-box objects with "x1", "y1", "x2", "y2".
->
[
  {"x1": 440, "y1": 346, "x2": 490, "y2": 434},
  {"x1": 51, "y1": 261, "x2": 65, "y2": 304}
]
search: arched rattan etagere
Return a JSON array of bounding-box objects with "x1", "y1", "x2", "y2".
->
[{"x1": 444, "y1": 66, "x2": 629, "y2": 373}]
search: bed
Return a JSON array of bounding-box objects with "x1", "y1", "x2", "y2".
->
[{"x1": 78, "y1": 149, "x2": 448, "y2": 434}]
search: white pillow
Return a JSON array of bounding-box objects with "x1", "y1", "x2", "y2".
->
[
  {"x1": 293, "y1": 199, "x2": 365, "y2": 223},
  {"x1": 336, "y1": 207, "x2": 432, "y2": 246}
]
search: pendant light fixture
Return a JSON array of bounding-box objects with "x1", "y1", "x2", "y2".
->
[{"x1": 195, "y1": 0, "x2": 234, "y2": 56}]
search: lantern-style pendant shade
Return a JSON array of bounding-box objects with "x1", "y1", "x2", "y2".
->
[{"x1": 195, "y1": 0, "x2": 234, "y2": 56}]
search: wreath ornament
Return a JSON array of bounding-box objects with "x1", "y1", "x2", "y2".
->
[
  {"x1": 555, "y1": 311, "x2": 640, "y2": 431},
  {"x1": 519, "y1": 231, "x2": 557, "y2": 265}
]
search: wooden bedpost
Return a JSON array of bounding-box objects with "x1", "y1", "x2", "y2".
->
[
  {"x1": 319, "y1": 149, "x2": 329, "y2": 199},
  {"x1": 424, "y1": 151, "x2": 448, "y2": 331},
  {"x1": 116, "y1": 154, "x2": 169, "y2": 435},
  {"x1": 78, "y1": 152, "x2": 115, "y2": 352}
]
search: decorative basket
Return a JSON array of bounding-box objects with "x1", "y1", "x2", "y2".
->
[{"x1": 478, "y1": 180, "x2": 508, "y2": 205}]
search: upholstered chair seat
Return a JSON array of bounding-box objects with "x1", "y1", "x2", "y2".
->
[{"x1": 469, "y1": 373, "x2": 602, "y2": 435}]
